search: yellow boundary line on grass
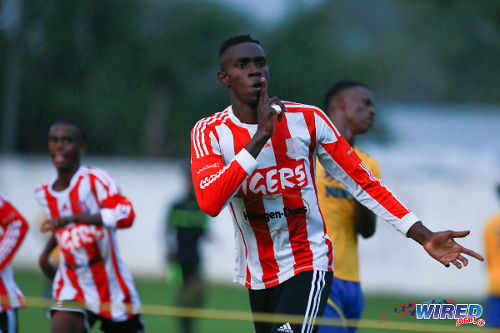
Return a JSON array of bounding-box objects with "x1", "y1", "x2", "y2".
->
[{"x1": 24, "y1": 297, "x2": 497, "y2": 332}]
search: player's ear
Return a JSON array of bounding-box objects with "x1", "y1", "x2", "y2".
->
[
  {"x1": 217, "y1": 71, "x2": 231, "y2": 88},
  {"x1": 334, "y1": 95, "x2": 346, "y2": 111}
]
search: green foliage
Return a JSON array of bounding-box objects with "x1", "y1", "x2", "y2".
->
[{"x1": 1, "y1": 0, "x2": 499, "y2": 155}]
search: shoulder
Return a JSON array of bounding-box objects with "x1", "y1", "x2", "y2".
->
[
  {"x1": 283, "y1": 101, "x2": 324, "y2": 115},
  {"x1": 34, "y1": 180, "x2": 51, "y2": 196},
  {"x1": 192, "y1": 108, "x2": 230, "y2": 133},
  {"x1": 81, "y1": 165, "x2": 116, "y2": 187}
]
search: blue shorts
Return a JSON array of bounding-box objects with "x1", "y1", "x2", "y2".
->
[
  {"x1": 318, "y1": 276, "x2": 363, "y2": 333},
  {"x1": 486, "y1": 296, "x2": 500, "y2": 328}
]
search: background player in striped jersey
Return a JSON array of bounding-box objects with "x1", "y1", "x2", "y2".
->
[
  {"x1": 0, "y1": 193, "x2": 29, "y2": 333},
  {"x1": 316, "y1": 81, "x2": 378, "y2": 333},
  {"x1": 36, "y1": 118, "x2": 144, "y2": 333},
  {"x1": 190, "y1": 34, "x2": 484, "y2": 333},
  {"x1": 484, "y1": 183, "x2": 500, "y2": 328}
]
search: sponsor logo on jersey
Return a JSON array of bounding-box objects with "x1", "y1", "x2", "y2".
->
[
  {"x1": 240, "y1": 193, "x2": 310, "y2": 234},
  {"x1": 56, "y1": 225, "x2": 105, "y2": 251},
  {"x1": 243, "y1": 206, "x2": 307, "y2": 222},
  {"x1": 238, "y1": 161, "x2": 308, "y2": 197}
]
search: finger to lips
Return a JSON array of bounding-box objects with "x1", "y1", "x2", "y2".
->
[{"x1": 259, "y1": 77, "x2": 267, "y2": 103}]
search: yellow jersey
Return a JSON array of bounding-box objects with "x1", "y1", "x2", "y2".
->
[
  {"x1": 484, "y1": 212, "x2": 500, "y2": 296},
  {"x1": 316, "y1": 146, "x2": 380, "y2": 282}
]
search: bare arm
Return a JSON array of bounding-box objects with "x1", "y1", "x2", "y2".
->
[
  {"x1": 353, "y1": 200, "x2": 376, "y2": 238},
  {"x1": 39, "y1": 234, "x2": 58, "y2": 280},
  {"x1": 407, "y1": 222, "x2": 484, "y2": 268},
  {"x1": 40, "y1": 214, "x2": 103, "y2": 233}
]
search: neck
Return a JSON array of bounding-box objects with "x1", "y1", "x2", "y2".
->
[
  {"x1": 331, "y1": 114, "x2": 355, "y2": 146},
  {"x1": 231, "y1": 98, "x2": 258, "y2": 124},
  {"x1": 54, "y1": 164, "x2": 80, "y2": 190}
]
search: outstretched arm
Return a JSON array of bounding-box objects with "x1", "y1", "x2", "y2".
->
[{"x1": 407, "y1": 222, "x2": 484, "y2": 268}]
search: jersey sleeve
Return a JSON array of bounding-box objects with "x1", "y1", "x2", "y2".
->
[
  {"x1": 314, "y1": 110, "x2": 419, "y2": 235},
  {"x1": 0, "y1": 195, "x2": 29, "y2": 271},
  {"x1": 89, "y1": 170, "x2": 135, "y2": 229},
  {"x1": 191, "y1": 120, "x2": 258, "y2": 217}
]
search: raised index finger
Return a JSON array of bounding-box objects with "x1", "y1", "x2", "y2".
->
[{"x1": 259, "y1": 77, "x2": 267, "y2": 103}]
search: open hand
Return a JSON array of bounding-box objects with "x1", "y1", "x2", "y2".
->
[{"x1": 423, "y1": 230, "x2": 484, "y2": 268}]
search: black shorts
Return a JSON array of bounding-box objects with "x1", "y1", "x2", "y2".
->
[
  {"x1": 0, "y1": 309, "x2": 18, "y2": 333},
  {"x1": 50, "y1": 308, "x2": 144, "y2": 333},
  {"x1": 248, "y1": 270, "x2": 332, "y2": 333}
]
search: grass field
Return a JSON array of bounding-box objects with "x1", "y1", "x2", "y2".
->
[{"x1": 15, "y1": 269, "x2": 485, "y2": 333}]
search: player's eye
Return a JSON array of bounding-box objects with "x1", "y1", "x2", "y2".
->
[{"x1": 237, "y1": 62, "x2": 246, "y2": 69}]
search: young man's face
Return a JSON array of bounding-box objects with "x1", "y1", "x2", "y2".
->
[
  {"x1": 341, "y1": 86, "x2": 376, "y2": 134},
  {"x1": 48, "y1": 123, "x2": 86, "y2": 172},
  {"x1": 218, "y1": 42, "x2": 269, "y2": 106}
]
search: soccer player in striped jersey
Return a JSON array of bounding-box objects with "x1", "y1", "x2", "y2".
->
[
  {"x1": 484, "y1": 183, "x2": 500, "y2": 328},
  {"x1": 190, "y1": 34, "x2": 484, "y2": 333},
  {"x1": 0, "y1": 193, "x2": 29, "y2": 333},
  {"x1": 36, "y1": 118, "x2": 144, "y2": 333},
  {"x1": 316, "y1": 81, "x2": 378, "y2": 333}
]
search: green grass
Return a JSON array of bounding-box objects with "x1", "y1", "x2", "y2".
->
[{"x1": 15, "y1": 269, "x2": 483, "y2": 333}]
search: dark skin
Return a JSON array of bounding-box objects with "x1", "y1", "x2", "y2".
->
[
  {"x1": 39, "y1": 123, "x2": 104, "y2": 333},
  {"x1": 326, "y1": 86, "x2": 377, "y2": 238},
  {"x1": 217, "y1": 42, "x2": 285, "y2": 159},
  {"x1": 218, "y1": 42, "x2": 484, "y2": 269}
]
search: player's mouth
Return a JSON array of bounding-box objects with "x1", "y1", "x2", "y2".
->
[
  {"x1": 51, "y1": 153, "x2": 68, "y2": 165},
  {"x1": 251, "y1": 82, "x2": 262, "y2": 90}
]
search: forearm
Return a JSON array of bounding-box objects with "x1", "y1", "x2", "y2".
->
[
  {"x1": 245, "y1": 130, "x2": 271, "y2": 159},
  {"x1": 353, "y1": 202, "x2": 376, "y2": 238},
  {"x1": 406, "y1": 221, "x2": 432, "y2": 245},
  {"x1": 40, "y1": 235, "x2": 58, "y2": 280},
  {"x1": 72, "y1": 213, "x2": 103, "y2": 226}
]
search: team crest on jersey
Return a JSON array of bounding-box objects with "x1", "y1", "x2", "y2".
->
[
  {"x1": 237, "y1": 161, "x2": 308, "y2": 197},
  {"x1": 240, "y1": 193, "x2": 310, "y2": 234},
  {"x1": 56, "y1": 225, "x2": 105, "y2": 251}
]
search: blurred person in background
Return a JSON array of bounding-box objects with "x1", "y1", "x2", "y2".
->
[
  {"x1": 484, "y1": 183, "x2": 500, "y2": 328},
  {"x1": 0, "y1": 193, "x2": 29, "y2": 333},
  {"x1": 36, "y1": 117, "x2": 144, "y2": 333},
  {"x1": 316, "y1": 81, "x2": 377, "y2": 333},
  {"x1": 165, "y1": 169, "x2": 208, "y2": 333},
  {"x1": 190, "y1": 34, "x2": 484, "y2": 333}
]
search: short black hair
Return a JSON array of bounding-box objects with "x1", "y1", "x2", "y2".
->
[
  {"x1": 51, "y1": 116, "x2": 87, "y2": 142},
  {"x1": 323, "y1": 80, "x2": 369, "y2": 111},
  {"x1": 496, "y1": 183, "x2": 500, "y2": 200},
  {"x1": 219, "y1": 34, "x2": 261, "y2": 59}
]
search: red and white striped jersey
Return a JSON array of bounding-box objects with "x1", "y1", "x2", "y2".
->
[
  {"x1": 34, "y1": 166, "x2": 141, "y2": 321},
  {"x1": 191, "y1": 102, "x2": 419, "y2": 290},
  {"x1": 0, "y1": 193, "x2": 28, "y2": 312}
]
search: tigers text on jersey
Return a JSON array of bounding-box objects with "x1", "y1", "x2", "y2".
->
[
  {"x1": 0, "y1": 193, "x2": 28, "y2": 312},
  {"x1": 191, "y1": 102, "x2": 419, "y2": 290},
  {"x1": 34, "y1": 166, "x2": 141, "y2": 321},
  {"x1": 316, "y1": 147, "x2": 380, "y2": 282}
]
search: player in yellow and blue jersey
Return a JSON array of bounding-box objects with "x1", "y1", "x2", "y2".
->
[
  {"x1": 317, "y1": 81, "x2": 378, "y2": 333},
  {"x1": 484, "y1": 183, "x2": 500, "y2": 328}
]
